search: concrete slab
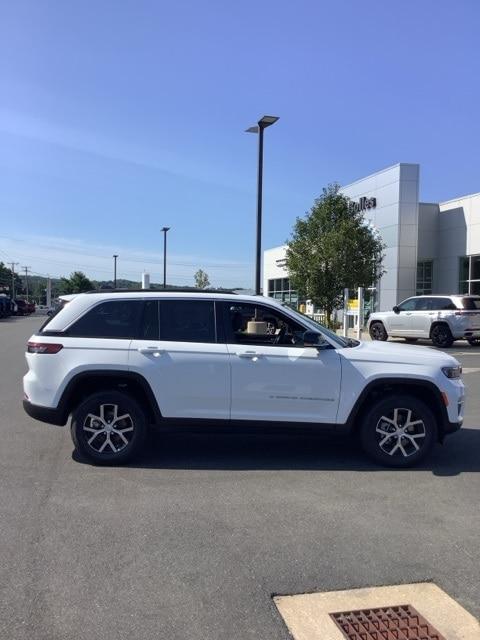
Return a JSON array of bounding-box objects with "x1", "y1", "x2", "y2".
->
[{"x1": 274, "y1": 583, "x2": 480, "y2": 640}]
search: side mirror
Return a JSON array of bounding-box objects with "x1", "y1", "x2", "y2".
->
[
  {"x1": 303, "y1": 330, "x2": 326, "y2": 347},
  {"x1": 393, "y1": 306, "x2": 400, "y2": 314}
]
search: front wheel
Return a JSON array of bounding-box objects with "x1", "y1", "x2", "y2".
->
[
  {"x1": 71, "y1": 391, "x2": 147, "y2": 465},
  {"x1": 369, "y1": 321, "x2": 388, "y2": 341},
  {"x1": 430, "y1": 324, "x2": 454, "y2": 348},
  {"x1": 360, "y1": 395, "x2": 437, "y2": 468}
]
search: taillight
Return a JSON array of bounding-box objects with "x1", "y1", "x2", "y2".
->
[{"x1": 27, "y1": 342, "x2": 63, "y2": 354}]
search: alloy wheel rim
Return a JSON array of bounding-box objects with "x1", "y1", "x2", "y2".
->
[
  {"x1": 434, "y1": 327, "x2": 448, "y2": 345},
  {"x1": 82, "y1": 403, "x2": 134, "y2": 453},
  {"x1": 375, "y1": 407, "x2": 426, "y2": 457},
  {"x1": 371, "y1": 324, "x2": 383, "y2": 339}
]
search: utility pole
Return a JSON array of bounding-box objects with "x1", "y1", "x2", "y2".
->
[
  {"x1": 10, "y1": 262, "x2": 19, "y2": 299},
  {"x1": 161, "y1": 227, "x2": 170, "y2": 288},
  {"x1": 22, "y1": 266, "x2": 31, "y2": 302},
  {"x1": 46, "y1": 276, "x2": 52, "y2": 308},
  {"x1": 113, "y1": 254, "x2": 119, "y2": 288}
]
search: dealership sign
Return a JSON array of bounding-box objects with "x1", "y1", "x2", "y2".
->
[{"x1": 351, "y1": 196, "x2": 377, "y2": 212}]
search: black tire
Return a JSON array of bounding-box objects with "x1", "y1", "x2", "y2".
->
[
  {"x1": 369, "y1": 321, "x2": 388, "y2": 341},
  {"x1": 360, "y1": 394, "x2": 437, "y2": 468},
  {"x1": 467, "y1": 338, "x2": 480, "y2": 346},
  {"x1": 71, "y1": 391, "x2": 147, "y2": 465},
  {"x1": 404, "y1": 338, "x2": 418, "y2": 343},
  {"x1": 430, "y1": 324, "x2": 454, "y2": 348}
]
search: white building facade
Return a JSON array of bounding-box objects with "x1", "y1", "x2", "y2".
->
[{"x1": 263, "y1": 162, "x2": 480, "y2": 312}]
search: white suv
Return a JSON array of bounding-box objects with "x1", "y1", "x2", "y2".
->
[
  {"x1": 368, "y1": 295, "x2": 480, "y2": 348},
  {"x1": 23, "y1": 290, "x2": 464, "y2": 468}
]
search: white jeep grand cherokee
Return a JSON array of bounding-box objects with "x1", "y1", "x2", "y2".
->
[
  {"x1": 368, "y1": 294, "x2": 480, "y2": 348},
  {"x1": 23, "y1": 290, "x2": 464, "y2": 468}
]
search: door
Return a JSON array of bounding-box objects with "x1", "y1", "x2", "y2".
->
[
  {"x1": 388, "y1": 298, "x2": 416, "y2": 336},
  {"x1": 222, "y1": 301, "x2": 341, "y2": 423},
  {"x1": 129, "y1": 299, "x2": 230, "y2": 419},
  {"x1": 409, "y1": 297, "x2": 440, "y2": 337}
]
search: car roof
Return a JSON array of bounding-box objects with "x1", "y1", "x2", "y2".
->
[{"x1": 43, "y1": 291, "x2": 288, "y2": 332}]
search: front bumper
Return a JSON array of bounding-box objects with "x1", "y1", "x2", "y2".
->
[{"x1": 23, "y1": 399, "x2": 66, "y2": 426}]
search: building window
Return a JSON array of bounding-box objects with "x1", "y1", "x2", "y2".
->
[
  {"x1": 459, "y1": 255, "x2": 480, "y2": 294},
  {"x1": 416, "y1": 261, "x2": 433, "y2": 295},
  {"x1": 266, "y1": 277, "x2": 298, "y2": 306}
]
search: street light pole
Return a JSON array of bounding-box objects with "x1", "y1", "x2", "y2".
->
[
  {"x1": 161, "y1": 227, "x2": 170, "y2": 288},
  {"x1": 113, "y1": 254, "x2": 118, "y2": 288},
  {"x1": 246, "y1": 115, "x2": 279, "y2": 295}
]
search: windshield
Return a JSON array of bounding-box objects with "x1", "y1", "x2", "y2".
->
[{"x1": 281, "y1": 304, "x2": 350, "y2": 347}]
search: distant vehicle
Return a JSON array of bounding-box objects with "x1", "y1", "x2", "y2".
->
[
  {"x1": 14, "y1": 299, "x2": 29, "y2": 316},
  {"x1": 23, "y1": 290, "x2": 464, "y2": 468},
  {"x1": 27, "y1": 301, "x2": 36, "y2": 314},
  {"x1": 368, "y1": 295, "x2": 480, "y2": 348},
  {"x1": 0, "y1": 294, "x2": 12, "y2": 318}
]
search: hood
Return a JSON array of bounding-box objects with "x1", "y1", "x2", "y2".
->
[{"x1": 341, "y1": 339, "x2": 460, "y2": 367}]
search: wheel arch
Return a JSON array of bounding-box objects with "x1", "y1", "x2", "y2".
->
[
  {"x1": 346, "y1": 378, "x2": 449, "y2": 442},
  {"x1": 429, "y1": 320, "x2": 451, "y2": 338},
  {"x1": 56, "y1": 371, "x2": 162, "y2": 425}
]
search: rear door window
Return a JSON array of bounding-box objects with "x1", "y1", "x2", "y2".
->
[
  {"x1": 67, "y1": 300, "x2": 143, "y2": 338},
  {"x1": 159, "y1": 300, "x2": 216, "y2": 343},
  {"x1": 428, "y1": 297, "x2": 457, "y2": 310}
]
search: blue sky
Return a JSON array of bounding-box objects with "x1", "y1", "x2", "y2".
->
[{"x1": 1, "y1": 0, "x2": 479, "y2": 287}]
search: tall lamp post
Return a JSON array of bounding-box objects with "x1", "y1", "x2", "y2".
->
[
  {"x1": 246, "y1": 115, "x2": 279, "y2": 295},
  {"x1": 161, "y1": 227, "x2": 170, "y2": 288},
  {"x1": 113, "y1": 254, "x2": 118, "y2": 288}
]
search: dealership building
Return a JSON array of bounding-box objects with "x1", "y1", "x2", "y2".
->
[{"x1": 263, "y1": 162, "x2": 480, "y2": 312}]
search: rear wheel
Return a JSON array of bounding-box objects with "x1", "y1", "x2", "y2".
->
[
  {"x1": 71, "y1": 391, "x2": 147, "y2": 465},
  {"x1": 430, "y1": 324, "x2": 454, "y2": 348},
  {"x1": 369, "y1": 321, "x2": 388, "y2": 341},
  {"x1": 360, "y1": 395, "x2": 437, "y2": 468}
]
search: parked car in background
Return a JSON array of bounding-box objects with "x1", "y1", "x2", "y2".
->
[
  {"x1": 14, "y1": 299, "x2": 29, "y2": 316},
  {"x1": 27, "y1": 301, "x2": 36, "y2": 314},
  {"x1": 368, "y1": 295, "x2": 480, "y2": 347},
  {"x1": 0, "y1": 294, "x2": 13, "y2": 318},
  {"x1": 23, "y1": 290, "x2": 464, "y2": 469}
]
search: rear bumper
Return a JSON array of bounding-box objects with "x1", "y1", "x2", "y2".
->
[{"x1": 23, "y1": 399, "x2": 66, "y2": 426}]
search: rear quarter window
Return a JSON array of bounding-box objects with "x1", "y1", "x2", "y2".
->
[
  {"x1": 460, "y1": 297, "x2": 480, "y2": 310},
  {"x1": 66, "y1": 300, "x2": 143, "y2": 338}
]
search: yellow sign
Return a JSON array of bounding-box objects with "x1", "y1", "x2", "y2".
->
[{"x1": 347, "y1": 299, "x2": 359, "y2": 311}]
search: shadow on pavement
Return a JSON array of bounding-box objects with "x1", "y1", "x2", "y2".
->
[{"x1": 73, "y1": 426, "x2": 480, "y2": 476}]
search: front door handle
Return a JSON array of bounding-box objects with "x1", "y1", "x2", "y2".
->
[{"x1": 237, "y1": 351, "x2": 260, "y2": 360}]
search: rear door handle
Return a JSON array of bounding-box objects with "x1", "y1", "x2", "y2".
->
[{"x1": 138, "y1": 346, "x2": 164, "y2": 356}]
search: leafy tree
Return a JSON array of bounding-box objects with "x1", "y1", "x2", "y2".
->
[
  {"x1": 286, "y1": 183, "x2": 385, "y2": 327},
  {"x1": 194, "y1": 269, "x2": 210, "y2": 289},
  {"x1": 0, "y1": 262, "x2": 23, "y2": 296},
  {"x1": 59, "y1": 271, "x2": 94, "y2": 294}
]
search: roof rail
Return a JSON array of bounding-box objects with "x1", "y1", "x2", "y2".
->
[{"x1": 84, "y1": 288, "x2": 238, "y2": 295}]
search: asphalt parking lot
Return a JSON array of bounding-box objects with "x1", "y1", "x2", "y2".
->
[{"x1": 0, "y1": 316, "x2": 479, "y2": 640}]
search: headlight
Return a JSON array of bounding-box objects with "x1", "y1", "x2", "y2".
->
[{"x1": 442, "y1": 365, "x2": 462, "y2": 379}]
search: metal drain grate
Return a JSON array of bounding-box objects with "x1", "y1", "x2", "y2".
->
[{"x1": 330, "y1": 604, "x2": 447, "y2": 640}]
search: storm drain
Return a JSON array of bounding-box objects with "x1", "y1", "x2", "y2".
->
[{"x1": 330, "y1": 604, "x2": 446, "y2": 640}]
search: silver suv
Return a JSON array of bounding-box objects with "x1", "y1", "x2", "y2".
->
[{"x1": 368, "y1": 295, "x2": 480, "y2": 348}]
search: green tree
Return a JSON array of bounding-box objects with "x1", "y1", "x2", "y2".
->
[
  {"x1": 285, "y1": 183, "x2": 385, "y2": 327},
  {"x1": 59, "y1": 271, "x2": 94, "y2": 294},
  {"x1": 194, "y1": 269, "x2": 210, "y2": 289},
  {"x1": 0, "y1": 262, "x2": 23, "y2": 296}
]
